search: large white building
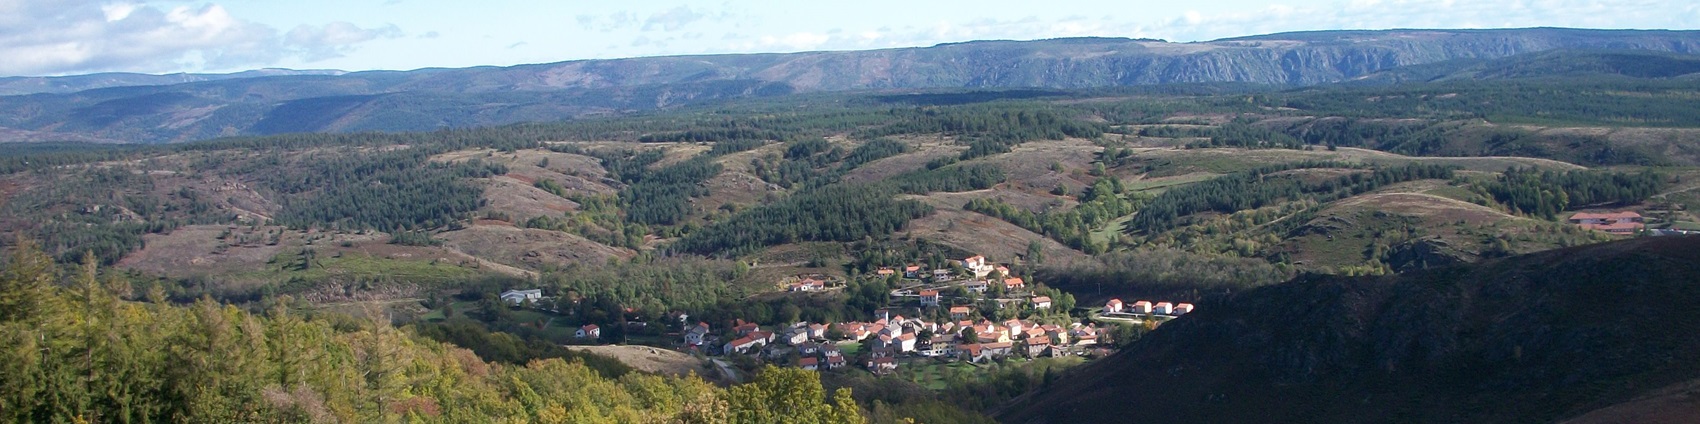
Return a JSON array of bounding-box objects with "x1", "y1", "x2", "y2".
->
[{"x1": 500, "y1": 289, "x2": 543, "y2": 305}]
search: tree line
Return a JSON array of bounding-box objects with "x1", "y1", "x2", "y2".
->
[{"x1": 0, "y1": 240, "x2": 869, "y2": 423}]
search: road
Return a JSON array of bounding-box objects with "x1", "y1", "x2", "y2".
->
[{"x1": 710, "y1": 358, "x2": 741, "y2": 383}]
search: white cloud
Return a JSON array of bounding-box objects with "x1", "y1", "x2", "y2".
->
[
  {"x1": 643, "y1": 6, "x2": 703, "y2": 32},
  {"x1": 0, "y1": 1, "x2": 398, "y2": 76},
  {"x1": 286, "y1": 21, "x2": 402, "y2": 61}
]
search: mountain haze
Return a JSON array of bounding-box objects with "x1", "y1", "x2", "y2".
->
[{"x1": 2, "y1": 27, "x2": 1699, "y2": 143}]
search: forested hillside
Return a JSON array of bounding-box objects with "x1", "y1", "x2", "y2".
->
[
  {"x1": 1003, "y1": 236, "x2": 1700, "y2": 424},
  {"x1": 0, "y1": 241, "x2": 865, "y2": 423}
]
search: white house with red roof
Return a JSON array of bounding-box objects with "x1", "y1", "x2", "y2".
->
[
  {"x1": 724, "y1": 336, "x2": 764, "y2": 355},
  {"x1": 789, "y1": 277, "x2": 826, "y2": 292},
  {"x1": 734, "y1": 320, "x2": 760, "y2": 336},
  {"x1": 950, "y1": 305, "x2": 972, "y2": 319},
  {"x1": 575, "y1": 324, "x2": 600, "y2": 339},
  {"x1": 1105, "y1": 299, "x2": 1124, "y2": 314},
  {"x1": 919, "y1": 289, "x2": 941, "y2": 307},
  {"x1": 799, "y1": 357, "x2": 819, "y2": 371},
  {"x1": 1570, "y1": 211, "x2": 1646, "y2": 234},
  {"x1": 684, "y1": 322, "x2": 711, "y2": 346},
  {"x1": 962, "y1": 255, "x2": 997, "y2": 278},
  {"x1": 1153, "y1": 302, "x2": 1174, "y2": 315},
  {"x1": 1031, "y1": 296, "x2": 1052, "y2": 309},
  {"x1": 1003, "y1": 277, "x2": 1026, "y2": 291},
  {"x1": 1132, "y1": 300, "x2": 1154, "y2": 314},
  {"x1": 1174, "y1": 303, "x2": 1195, "y2": 315},
  {"x1": 965, "y1": 280, "x2": 989, "y2": 293}
]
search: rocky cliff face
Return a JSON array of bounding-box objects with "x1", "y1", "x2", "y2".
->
[
  {"x1": 1002, "y1": 236, "x2": 1700, "y2": 424},
  {"x1": 4, "y1": 28, "x2": 1699, "y2": 143}
]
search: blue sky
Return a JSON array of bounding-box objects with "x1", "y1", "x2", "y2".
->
[{"x1": 1, "y1": 0, "x2": 1697, "y2": 76}]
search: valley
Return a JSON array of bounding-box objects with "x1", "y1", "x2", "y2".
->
[{"x1": 4, "y1": 27, "x2": 1700, "y2": 424}]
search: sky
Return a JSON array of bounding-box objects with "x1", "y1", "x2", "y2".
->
[{"x1": 1, "y1": 0, "x2": 1697, "y2": 77}]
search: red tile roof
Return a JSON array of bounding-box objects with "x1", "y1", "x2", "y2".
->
[{"x1": 1570, "y1": 211, "x2": 1642, "y2": 221}]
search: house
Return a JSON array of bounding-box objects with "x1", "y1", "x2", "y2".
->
[
  {"x1": 500, "y1": 289, "x2": 543, "y2": 305},
  {"x1": 734, "y1": 320, "x2": 760, "y2": 336},
  {"x1": 1570, "y1": 211, "x2": 1646, "y2": 234},
  {"x1": 799, "y1": 357, "x2": 819, "y2": 371},
  {"x1": 825, "y1": 354, "x2": 847, "y2": 370},
  {"x1": 846, "y1": 325, "x2": 872, "y2": 341},
  {"x1": 923, "y1": 334, "x2": 958, "y2": 357},
  {"x1": 576, "y1": 324, "x2": 600, "y2": 339},
  {"x1": 904, "y1": 265, "x2": 923, "y2": 279},
  {"x1": 807, "y1": 323, "x2": 827, "y2": 339},
  {"x1": 1105, "y1": 299, "x2": 1124, "y2": 314},
  {"x1": 920, "y1": 290, "x2": 941, "y2": 307},
  {"x1": 962, "y1": 255, "x2": 988, "y2": 271},
  {"x1": 933, "y1": 269, "x2": 953, "y2": 281},
  {"x1": 876, "y1": 267, "x2": 896, "y2": 277},
  {"x1": 1070, "y1": 325, "x2": 1099, "y2": 346},
  {"x1": 749, "y1": 331, "x2": 775, "y2": 344},
  {"x1": 1003, "y1": 277, "x2": 1026, "y2": 291},
  {"x1": 962, "y1": 342, "x2": 1014, "y2": 363},
  {"x1": 1583, "y1": 221, "x2": 1646, "y2": 234},
  {"x1": 799, "y1": 342, "x2": 822, "y2": 356},
  {"x1": 1025, "y1": 337, "x2": 1052, "y2": 357},
  {"x1": 965, "y1": 281, "x2": 989, "y2": 293},
  {"x1": 821, "y1": 343, "x2": 842, "y2": 358},
  {"x1": 789, "y1": 277, "x2": 826, "y2": 292},
  {"x1": 869, "y1": 357, "x2": 898, "y2": 374},
  {"x1": 1132, "y1": 300, "x2": 1153, "y2": 314},
  {"x1": 1174, "y1": 303, "x2": 1195, "y2": 315},
  {"x1": 1003, "y1": 319, "x2": 1025, "y2": 335},
  {"x1": 962, "y1": 255, "x2": 996, "y2": 278},
  {"x1": 1569, "y1": 211, "x2": 1644, "y2": 225},
  {"x1": 685, "y1": 322, "x2": 712, "y2": 346},
  {"x1": 1153, "y1": 302, "x2": 1174, "y2": 315},
  {"x1": 1031, "y1": 296, "x2": 1052, "y2": 309},
  {"x1": 895, "y1": 333, "x2": 918, "y2": 353},
  {"x1": 783, "y1": 329, "x2": 810, "y2": 345},
  {"x1": 724, "y1": 336, "x2": 763, "y2": 355}
]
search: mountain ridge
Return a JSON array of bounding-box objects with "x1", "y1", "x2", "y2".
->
[{"x1": 4, "y1": 27, "x2": 1700, "y2": 143}]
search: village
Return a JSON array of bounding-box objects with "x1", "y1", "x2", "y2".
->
[{"x1": 505, "y1": 254, "x2": 1195, "y2": 377}]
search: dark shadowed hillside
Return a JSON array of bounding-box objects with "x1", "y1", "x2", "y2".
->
[{"x1": 1001, "y1": 235, "x2": 1700, "y2": 424}]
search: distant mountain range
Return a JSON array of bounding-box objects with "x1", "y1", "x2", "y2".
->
[
  {"x1": 0, "y1": 68, "x2": 346, "y2": 96},
  {"x1": 2, "y1": 27, "x2": 1699, "y2": 143}
]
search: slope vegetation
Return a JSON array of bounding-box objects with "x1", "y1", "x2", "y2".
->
[{"x1": 1002, "y1": 235, "x2": 1700, "y2": 424}]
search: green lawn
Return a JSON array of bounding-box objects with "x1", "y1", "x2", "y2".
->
[
  {"x1": 837, "y1": 342, "x2": 862, "y2": 357},
  {"x1": 902, "y1": 360, "x2": 974, "y2": 390}
]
